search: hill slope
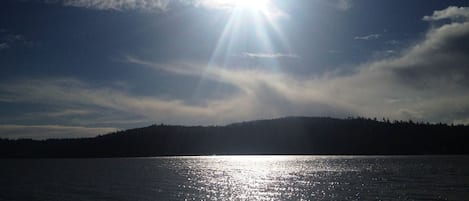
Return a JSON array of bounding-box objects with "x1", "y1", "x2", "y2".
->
[{"x1": 1, "y1": 117, "x2": 468, "y2": 158}]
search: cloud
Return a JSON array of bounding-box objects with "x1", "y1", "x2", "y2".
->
[
  {"x1": 453, "y1": 118, "x2": 469, "y2": 125},
  {"x1": 0, "y1": 77, "x2": 256, "y2": 125},
  {"x1": 2, "y1": 6, "x2": 469, "y2": 136},
  {"x1": 423, "y1": 6, "x2": 469, "y2": 21},
  {"x1": 37, "y1": 0, "x2": 287, "y2": 17},
  {"x1": 354, "y1": 34, "x2": 382, "y2": 40},
  {"x1": 193, "y1": 0, "x2": 287, "y2": 18},
  {"x1": 42, "y1": 0, "x2": 171, "y2": 11},
  {"x1": 338, "y1": 6, "x2": 469, "y2": 122},
  {"x1": 0, "y1": 125, "x2": 117, "y2": 139},
  {"x1": 336, "y1": 0, "x2": 352, "y2": 11},
  {"x1": 241, "y1": 52, "x2": 299, "y2": 59},
  {"x1": 5, "y1": 34, "x2": 25, "y2": 43},
  {"x1": 3, "y1": 5, "x2": 469, "y2": 128},
  {"x1": 0, "y1": 43, "x2": 9, "y2": 50},
  {"x1": 194, "y1": 0, "x2": 256, "y2": 9},
  {"x1": 43, "y1": 109, "x2": 93, "y2": 117},
  {"x1": 121, "y1": 6, "x2": 469, "y2": 124},
  {"x1": 0, "y1": 31, "x2": 27, "y2": 50}
]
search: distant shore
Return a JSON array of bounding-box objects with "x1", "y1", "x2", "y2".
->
[{"x1": 1, "y1": 117, "x2": 468, "y2": 158}]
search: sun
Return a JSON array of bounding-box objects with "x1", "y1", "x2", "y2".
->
[{"x1": 205, "y1": 0, "x2": 290, "y2": 75}]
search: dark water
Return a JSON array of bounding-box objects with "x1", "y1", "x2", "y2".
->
[{"x1": 1, "y1": 156, "x2": 468, "y2": 201}]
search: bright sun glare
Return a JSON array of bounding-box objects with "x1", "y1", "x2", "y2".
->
[
  {"x1": 205, "y1": 0, "x2": 290, "y2": 67},
  {"x1": 204, "y1": 0, "x2": 290, "y2": 78},
  {"x1": 213, "y1": 0, "x2": 271, "y2": 13},
  {"x1": 233, "y1": 0, "x2": 269, "y2": 11}
]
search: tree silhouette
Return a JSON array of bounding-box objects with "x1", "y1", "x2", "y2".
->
[{"x1": 0, "y1": 117, "x2": 468, "y2": 158}]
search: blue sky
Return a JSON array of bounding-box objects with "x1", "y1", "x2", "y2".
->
[{"x1": 1, "y1": 0, "x2": 469, "y2": 139}]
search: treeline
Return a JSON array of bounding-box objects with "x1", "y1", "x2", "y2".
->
[{"x1": 0, "y1": 117, "x2": 468, "y2": 158}]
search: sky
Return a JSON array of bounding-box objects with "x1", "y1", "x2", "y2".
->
[{"x1": 1, "y1": 0, "x2": 469, "y2": 139}]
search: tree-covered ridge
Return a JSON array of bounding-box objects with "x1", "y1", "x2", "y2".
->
[{"x1": 1, "y1": 117, "x2": 468, "y2": 158}]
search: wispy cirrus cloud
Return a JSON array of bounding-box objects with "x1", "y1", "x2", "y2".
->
[
  {"x1": 354, "y1": 34, "x2": 382, "y2": 40},
  {"x1": 241, "y1": 52, "x2": 299, "y2": 59},
  {"x1": 336, "y1": 0, "x2": 352, "y2": 11},
  {"x1": 35, "y1": 0, "x2": 287, "y2": 17},
  {"x1": 193, "y1": 0, "x2": 287, "y2": 18},
  {"x1": 42, "y1": 109, "x2": 93, "y2": 117},
  {"x1": 0, "y1": 43, "x2": 9, "y2": 50},
  {"x1": 0, "y1": 124, "x2": 117, "y2": 139},
  {"x1": 0, "y1": 75, "x2": 267, "y2": 126},
  {"x1": 0, "y1": 29, "x2": 26, "y2": 50},
  {"x1": 42, "y1": 0, "x2": 171, "y2": 11}
]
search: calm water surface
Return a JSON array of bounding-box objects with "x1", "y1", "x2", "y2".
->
[{"x1": 0, "y1": 156, "x2": 468, "y2": 200}]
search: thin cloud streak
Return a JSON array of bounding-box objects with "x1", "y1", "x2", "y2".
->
[
  {"x1": 0, "y1": 124, "x2": 117, "y2": 139},
  {"x1": 43, "y1": 0, "x2": 171, "y2": 11},
  {"x1": 0, "y1": 43, "x2": 9, "y2": 50},
  {"x1": 193, "y1": 0, "x2": 288, "y2": 18},
  {"x1": 241, "y1": 52, "x2": 300, "y2": 59},
  {"x1": 336, "y1": 0, "x2": 352, "y2": 11},
  {"x1": 354, "y1": 34, "x2": 382, "y2": 40}
]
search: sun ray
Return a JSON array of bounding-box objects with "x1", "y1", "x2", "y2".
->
[{"x1": 191, "y1": 0, "x2": 294, "y2": 109}]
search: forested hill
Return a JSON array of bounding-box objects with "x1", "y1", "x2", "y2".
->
[{"x1": 1, "y1": 117, "x2": 468, "y2": 158}]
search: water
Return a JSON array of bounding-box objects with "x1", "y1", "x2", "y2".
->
[{"x1": 0, "y1": 156, "x2": 468, "y2": 201}]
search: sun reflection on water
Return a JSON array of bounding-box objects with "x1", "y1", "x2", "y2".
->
[{"x1": 170, "y1": 155, "x2": 359, "y2": 200}]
